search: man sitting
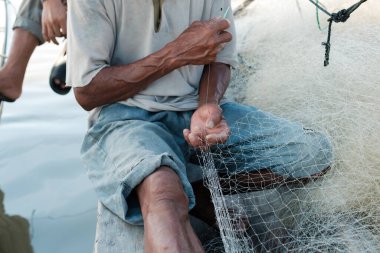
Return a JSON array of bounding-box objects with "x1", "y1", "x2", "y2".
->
[{"x1": 67, "y1": 0, "x2": 332, "y2": 252}]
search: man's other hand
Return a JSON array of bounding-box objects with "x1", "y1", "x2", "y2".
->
[
  {"x1": 183, "y1": 104, "x2": 230, "y2": 149},
  {"x1": 42, "y1": 0, "x2": 67, "y2": 45},
  {"x1": 173, "y1": 18, "x2": 232, "y2": 66}
]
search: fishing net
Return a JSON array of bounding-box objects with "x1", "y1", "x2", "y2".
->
[{"x1": 198, "y1": 0, "x2": 380, "y2": 252}]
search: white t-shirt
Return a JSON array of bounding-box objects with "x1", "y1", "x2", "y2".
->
[{"x1": 67, "y1": 0, "x2": 238, "y2": 112}]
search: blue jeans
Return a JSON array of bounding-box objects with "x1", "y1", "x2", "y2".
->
[{"x1": 81, "y1": 102, "x2": 332, "y2": 225}]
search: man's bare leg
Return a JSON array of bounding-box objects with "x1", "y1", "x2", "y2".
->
[
  {"x1": 137, "y1": 166, "x2": 205, "y2": 253},
  {"x1": 0, "y1": 28, "x2": 39, "y2": 101},
  {"x1": 190, "y1": 167, "x2": 331, "y2": 227}
]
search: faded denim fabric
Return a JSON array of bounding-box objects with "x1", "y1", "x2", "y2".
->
[{"x1": 81, "y1": 102, "x2": 332, "y2": 225}]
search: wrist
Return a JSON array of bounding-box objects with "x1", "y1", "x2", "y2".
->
[
  {"x1": 199, "y1": 100, "x2": 219, "y2": 107},
  {"x1": 148, "y1": 45, "x2": 179, "y2": 74},
  {"x1": 42, "y1": 0, "x2": 60, "y2": 4},
  {"x1": 164, "y1": 40, "x2": 188, "y2": 68},
  {"x1": 41, "y1": 0, "x2": 50, "y2": 5},
  {"x1": 198, "y1": 102, "x2": 222, "y2": 111}
]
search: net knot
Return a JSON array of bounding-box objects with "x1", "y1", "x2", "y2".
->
[
  {"x1": 309, "y1": 0, "x2": 367, "y2": 66},
  {"x1": 330, "y1": 9, "x2": 350, "y2": 23}
]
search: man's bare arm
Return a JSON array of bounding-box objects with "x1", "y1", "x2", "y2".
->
[
  {"x1": 74, "y1": 19, "x2": 232, "y2": 111},
  {"x1": 198, "y1": 62, "x2": 231, "y2": 106}
]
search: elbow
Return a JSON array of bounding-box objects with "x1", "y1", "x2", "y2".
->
[{"x1": 74, "y1": 87, "x2": 96, "y2": 111}]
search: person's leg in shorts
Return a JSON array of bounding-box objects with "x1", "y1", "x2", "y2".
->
[
  {"x1": 215, "y1": 102, "x2": 332, "y2": 188},
  {"x1": 81, "y1": 104, "x2": 205, "y2": 253},
  {"x1": 0, "y1": 0, "x2": 43, "y2": 101},
  {"x1": 0, "y1": 0, "x2": 67, "y2": 102}
]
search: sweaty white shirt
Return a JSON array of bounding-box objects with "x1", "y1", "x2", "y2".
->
[{"x1": 67, "y1": 0, "x2": 238, "y2": 112}]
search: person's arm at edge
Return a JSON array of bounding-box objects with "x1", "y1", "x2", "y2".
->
[{"x1": 42, "y1": 0, "x2": 67, "y2": 44}]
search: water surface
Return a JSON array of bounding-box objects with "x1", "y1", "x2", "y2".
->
[{"x1": 0, "y1": 43, "x2": 97, "y2": 253}]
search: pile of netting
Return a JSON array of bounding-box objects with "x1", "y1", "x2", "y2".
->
[{"x1": 199, "y1": 0, "x2": 380, "y2": 252}]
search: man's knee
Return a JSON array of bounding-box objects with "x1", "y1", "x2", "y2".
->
[
  {"x1": 291, "y1": 130, "x2": 333, "y2": 178},
  {"x1": 137, "y1": 166, "x2": 189, "y2": 212},
  {"x1": 308, "y1": 130, "x2": 333, "y2": 164}
]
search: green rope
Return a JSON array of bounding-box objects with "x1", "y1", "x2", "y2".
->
[
  {"x1": 315, "y1": 0, "x2": 329, "y2": 31},
  {"x1": 316, "y1": 0, "x2": 322, "y2": 31}
]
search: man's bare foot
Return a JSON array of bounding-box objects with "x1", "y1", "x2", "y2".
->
[
  {"x1": 137, "y1": 167, "x2": 205, "y2": 253},
  {"x1": 0, "y1": 28, "x2": 39, "y2": 101},
  {"x1": 0, "y1": 67, "x2": 24, "y2": 101}
]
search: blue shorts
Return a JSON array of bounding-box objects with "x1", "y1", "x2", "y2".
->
[
  {"x1": 81, "y1": 102, "x2": 332, "y2": 225},
  {"x1": 13, "y1": 0, "x2": 44, "y2": 44}
]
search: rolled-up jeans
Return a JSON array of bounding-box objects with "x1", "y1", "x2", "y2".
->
[
  {"x1": 81, "y1": 102, "x2": 333, "y2": 225},
  {"x1": 13, "y1": 0, "x2": 44, "y2": 44}
]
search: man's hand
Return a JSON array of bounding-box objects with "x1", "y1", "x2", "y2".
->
[
  {"x1": 42, "y1": 0, "x2": 67, "y2": 44},
  {"x1": 183, "y1": 104, "x2": 230, "y2": 149},
  {"x1": 172, "y1": 18, "x2": 232, "y2": 66}
]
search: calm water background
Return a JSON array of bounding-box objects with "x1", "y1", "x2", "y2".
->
[{"x1": 0, "y1": 42, "x2": 97, "y2": 252}]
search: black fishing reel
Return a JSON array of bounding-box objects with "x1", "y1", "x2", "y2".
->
[{"x1": 49, "y1": 43, "x2": 71, "y2": 95}]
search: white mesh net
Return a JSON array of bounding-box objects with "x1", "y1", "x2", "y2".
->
[{"x1": 197, "y1": 0, "x2": 380, "y2": 252}]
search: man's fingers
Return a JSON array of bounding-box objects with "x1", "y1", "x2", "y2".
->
[
  {"x1": 45, "y1": 25, "x2": 53, "y2": 43},
  {"x1": 43, "y1": 19, "x2": 65, "y2": 44},
  {"x1": 205, "y1": 130, "x2": 230, "y2": 144},
  {"x1": 42, "y1": 24, "x2": 49, "y2": 42},
  {"x1": 184, "y1": 129, "x2": 204, "y2": 147},
  {"x1": 183, "y1": 129, "x2": 191, "y2": 145},
  {"x1": 217, "y1": 31, "x2": 232, "y2": 44},
  {"x1": 61, "y1": 21, "x2": 67, "y2": 36},
  {"x1": 51, "y1": 37, "x2": 59, "y2": 45},
  {"x1": 185, "y1": 129, "x2": 230, "y2": 148},
  {"x1": 46, "y1": 24, "x2": 59, "y2": 44},
  {"x1": 217, "y1": 43, "x2": 226, "y2": 53},
  {"x1": 52, "y1": 22, "x2": 62, "y2": 38},
  {"x1": 189, "y1": 132, "x2": 203, "y2": 147},
  {"x1": 190, "y1": 126, "x2": 205, "y2": 147},
  {"x1": 206, "y1": 110, "x2": 223, "y2": 129},
  {"x1": 209, "y1": 18, "x2": 230, "y2": 32}
]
